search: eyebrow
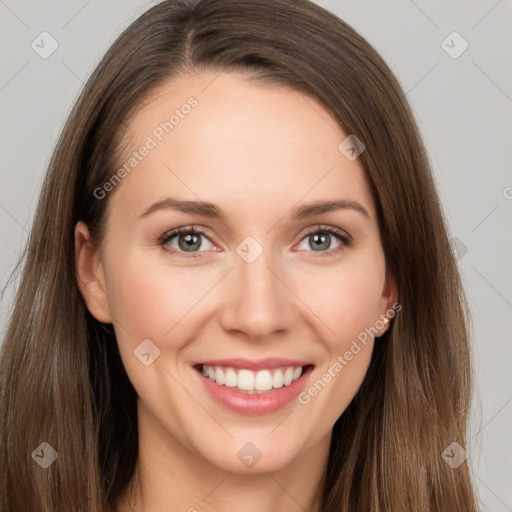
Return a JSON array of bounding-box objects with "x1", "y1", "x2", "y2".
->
[{"x1": 138, "y1": 197, "x2": 370, "y2": 221}]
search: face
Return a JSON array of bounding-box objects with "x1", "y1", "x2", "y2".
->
[{"x1": 76, "y1": 70, "x2": 398, "y2": 475}]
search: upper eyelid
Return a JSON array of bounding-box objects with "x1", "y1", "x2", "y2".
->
[
  {"x1": 301, "y1": 224, "x2": 350, "y2": 238},
  {"x1": 159, "y1": 225, "x2": 210, "y2": 243}
]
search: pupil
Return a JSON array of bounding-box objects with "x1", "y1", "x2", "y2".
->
[
  {"x1": 180, "y1": 233, "x2": 201, "y2": 251},
  {"x1": 311, "y1": 233, "x2": 330, "y2": 251}
]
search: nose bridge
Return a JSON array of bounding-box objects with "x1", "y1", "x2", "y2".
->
[{"x1": 220, "y1": 238, "x2": 295, "y2": 339}]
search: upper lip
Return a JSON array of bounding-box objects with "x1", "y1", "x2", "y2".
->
[{"x1": 194, "y1": 358, "x2": 313, "y2": 371}]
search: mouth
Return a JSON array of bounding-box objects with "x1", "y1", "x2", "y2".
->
[
  {"x1": 193, "y1": 363, "x2": 314, "y2": 394},
  {"x1": 192, "y1": 360, "x2": 315, "y2": 415}
]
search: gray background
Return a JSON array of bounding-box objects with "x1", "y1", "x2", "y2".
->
[{"x1": 1, "y1": 1, "x2": 511, "y2": 510}]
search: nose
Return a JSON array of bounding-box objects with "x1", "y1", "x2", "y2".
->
[{"x1": 219, "y1": 247, "x2": 297, "y2": 341}]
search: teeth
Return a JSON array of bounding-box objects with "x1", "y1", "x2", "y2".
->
[
  {"x1": 254, "y1": 370, "x2": 273, "y2": 391},
  {"x1": 224, "y1": 368, "x2": 237, "y2": 387},
  {"x1": 272, "y1": 370, "x2": 284, "y2": 389},
  {"x1": 283, "y1": 367, "x2": 294, "y2": 386},
  {"x1": 215, "y1": 367, "x2": 225, "y2": 385},
  {"x1": 200, "y1": 364, "x2": 304, "y2": 393},
  {"x1": 238, "y1": 369, "x2": 254, "y2": 391}
]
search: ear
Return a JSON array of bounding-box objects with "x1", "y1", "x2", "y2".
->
[
  {"x1": 377, "y1": 270, "x2": 399, "y2": 336},
  {"x1": 74, "y1": 221, "x2": 112, "y2": 323}
]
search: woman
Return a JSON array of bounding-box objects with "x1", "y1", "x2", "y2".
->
[{"x1": 0, "y1": 0, "x2": 480, "y2": 510}]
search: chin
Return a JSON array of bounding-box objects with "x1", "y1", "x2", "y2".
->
[{"x1": 193, "y1": 432, "x2": 307, "y2": 475}]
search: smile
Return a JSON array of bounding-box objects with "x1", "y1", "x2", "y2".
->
[
  {"x1": 193, "y1": 359, "x2": 314, "y2": 415},
  {"x1": 200, "y1": 364, "x2": 304, "y2": 393}
]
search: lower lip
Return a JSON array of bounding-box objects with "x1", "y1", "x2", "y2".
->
[{"x1": 195, "y1": 366, "x2": 313, "y2": 415}]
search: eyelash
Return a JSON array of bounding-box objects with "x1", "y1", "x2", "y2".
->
[{"x1": 158, "y1": 224, "x2": 352, "y2": 259}]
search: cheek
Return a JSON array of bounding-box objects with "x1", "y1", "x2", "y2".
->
[
  {"x1": 101, "y1": 249, "x2": 223, "y2": 394},
  {"x1": 294, "y1": 258, "x2": 384, "y2": 428},
  {"x1": 103, "y1": 249, "x2": 209, "y2": 340},
  {"x1": 101, "y1": 252, "x2": 204, "y2": 410},
  {"x1": 300, "y1": 254, "x2": 386, "y2": 347}
]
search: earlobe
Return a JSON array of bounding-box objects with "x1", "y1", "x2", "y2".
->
[
  {"x1": 378, "y1": 271, "x2": 399, "y2": 336},
  {"x1": 74, "y1": 221, "x2": 113, "y2": 324}
]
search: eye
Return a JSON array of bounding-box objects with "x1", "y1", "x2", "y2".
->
[
  {"x1": 296, "y1": 225, "x2": 352, "y2": 256},
  {"x1": 159, "y1": 224, "x2": 352, "y2": 259},
  {"x1": 159, "y1": 225, "x2": 215, "y2": 257}
]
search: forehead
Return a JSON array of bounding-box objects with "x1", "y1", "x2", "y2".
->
[{"x1": 109, "y1": 70, "x2": 376, "y2": 223}]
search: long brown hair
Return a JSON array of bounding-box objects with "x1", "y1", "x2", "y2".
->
[{"x1": 0, "y1": 0, "x2": 480, "y2": 510}]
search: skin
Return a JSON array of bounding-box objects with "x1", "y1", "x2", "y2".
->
[{"x1": 75, "y1": 70, "x2": 398, "y2": 512}]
